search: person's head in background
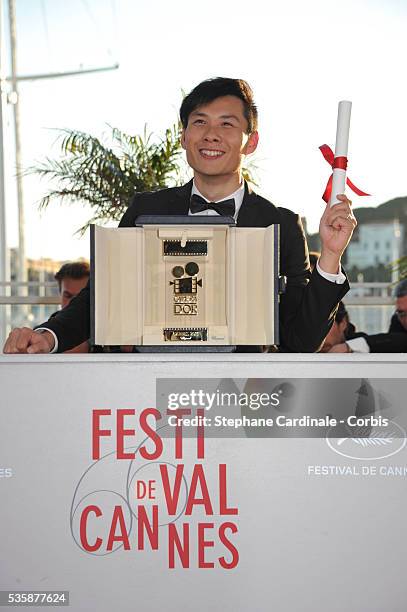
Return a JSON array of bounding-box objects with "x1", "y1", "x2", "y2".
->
[
  {"x1": 308, "y1": 251, "x2": 320, "y2": 272},
  {"x1": 54, "y1": 261, "x2": 90, "y2": 308},
  {"x1": 320, "y1": 301, "x2": 351, "y2": 352},
  {"x1": 395, "y1": 279, "x2": 407, "y2": 331}
]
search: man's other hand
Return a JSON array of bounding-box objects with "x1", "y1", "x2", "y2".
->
[
  {"x1": 327, "y1": 342, "x2": 350, "y2": 353},
  {"x1": 3, "y1": 328, "x2": 55, "y2": 354},
  {"x1": 319, "y1": 194, "x2": 357, "y2": 273}
]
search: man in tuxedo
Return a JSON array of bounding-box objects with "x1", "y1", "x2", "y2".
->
[
  {"x1": 328, "y1": 279, "x2": 407, "y2": 353},
  {"x1": 3, "y1": 77, "x2": 356, "y2": 354},
  {"x1": 53, "y1": 261, "x2": 90, "y2": 353},
  {"x1": 54, "y1": 261, "x2": 90, "y2": 309}
]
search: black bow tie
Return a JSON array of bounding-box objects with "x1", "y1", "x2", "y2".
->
[{"x1": 190, "y1": 194, "x2": 235, "y2": 217}]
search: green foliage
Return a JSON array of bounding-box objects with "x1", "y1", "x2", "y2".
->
[
  {"x1": 391, "y1": 256, "x2": 407, "y2": 281},
  {"x1": 29, "y1": 124, "x2": 184, "y2": 233}
]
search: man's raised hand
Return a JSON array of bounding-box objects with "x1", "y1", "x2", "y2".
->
[{"x1": 319, "y1": 194, "x2": 357, "y2": 273}]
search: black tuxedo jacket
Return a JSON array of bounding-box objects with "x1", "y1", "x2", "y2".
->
[
  {"x1": 350, "y1": 313, "x2": 407, "y2": 352},
  {"x1": 41, "y1": 181, "x2": 349, "y2": 352}
]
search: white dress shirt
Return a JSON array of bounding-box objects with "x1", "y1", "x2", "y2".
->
[
  {"x1": 346, "y1": 337, "x2": 370, "y2": 353},
  {"x1": 35, "y1": 326, "x2": 59, "y2": 353}
]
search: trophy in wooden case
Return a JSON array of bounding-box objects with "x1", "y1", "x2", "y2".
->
[{"x1": 91, "y1": 216, "x2": 280, "y2": 350}]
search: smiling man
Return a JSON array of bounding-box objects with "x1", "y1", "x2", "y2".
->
[
  {"x1": 180, "y1": 93, "x2": 258, "y2": 201},
  {"x1": 3, "y1": 77, "x2": 356, "y2": 354}
]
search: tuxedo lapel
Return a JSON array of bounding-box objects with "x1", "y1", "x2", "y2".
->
[
  {"x1": 167, "y1": 180, "x2": 193, "y2": 214},
  {"x1": 237, "y1": 182, "x2": 280, "y2": 227},
  {"x1": 236, "y1": 182, "x2": 258, "y2": 226}
]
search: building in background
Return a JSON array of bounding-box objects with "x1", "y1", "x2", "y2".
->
[
  {"x1": 345, "y1": 219, "x2": 404, "y2": 271},
  {"x1": 9, "y1": 248, "x2": 88, "y2": 294},
  {"x1": 304, "y1": 197, "x2": 407, "y2": 282}
]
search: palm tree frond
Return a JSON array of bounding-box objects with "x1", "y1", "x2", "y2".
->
[{"x1": 29, "y1": 123, "x2": 184, "y2": 231}]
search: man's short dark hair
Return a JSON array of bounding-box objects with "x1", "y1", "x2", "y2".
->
[
  {"x1": 54, "y1": 261, "x2": 90, "y2": 292},
  {"x1": 395, "y1": 278, "x2": 407, "y2": 299},
  {"x1": 180, "y1": 77, "x2": 258, "y2": 134}
]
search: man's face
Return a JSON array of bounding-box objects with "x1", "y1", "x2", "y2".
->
[
  {"x1": 396, "y1": 295, "x2": 407, "y2": 331},
  {"x1": 60, "y1": 277, "x2": 89, "y2": 308},
  {"x1": 181, "y1": 95, "x2": 258, "y2": 181},
  {"x1": 320, "y1": 319, "x2": 348, "y2": 352}
]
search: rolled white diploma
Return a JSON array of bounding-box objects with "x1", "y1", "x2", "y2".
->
[{"x1": 329, "y1": 100, "x2": 352, "y2": 207}]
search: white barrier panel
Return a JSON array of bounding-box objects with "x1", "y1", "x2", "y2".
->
[{"x1": 1, "y1": 354, "x2": 407, "y2": 612}]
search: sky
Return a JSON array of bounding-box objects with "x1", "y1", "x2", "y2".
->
[{"x1": 1, "y1": 0, "x2": 407, "y2": 261}]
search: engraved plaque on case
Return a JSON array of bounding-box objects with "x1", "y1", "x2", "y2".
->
[
  {"x1": 174, "y1": 296, "x2": 197, "y2": 304},
  {"x1": 170, "y1": 276, "x2": 203, "y2": 315},
  {"x1": 174, "y1": 304, "x2": 198, "y2": 315}
]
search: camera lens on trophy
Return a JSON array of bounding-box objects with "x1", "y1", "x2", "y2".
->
[
  {"x1": 185, "y1": 262, "x2": 199, "y2": 276},
  {"x1": 172, "y1": 266, "x2": 184, "y2": 278}
]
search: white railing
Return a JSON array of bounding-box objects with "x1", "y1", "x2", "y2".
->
[
  {"x1": 0, "y1": 296, "x2": 59, "y2": 304},
  {"x1": 0, "y1": 281, "x2": 399, "y2": 348},
  {"x1": 0, "y1": 281, "x2": 397, "y2": 302},
  {"x1": 344, "y1": 282, "x2": 394, "y2": 306},
  {"x1": 0, "y1": 281, "x2": 60, "y2": 347}
]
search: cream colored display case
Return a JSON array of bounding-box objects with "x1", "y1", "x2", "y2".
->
[{"x1": 90, "y1": 220, "x2": 279, "y2": 348}]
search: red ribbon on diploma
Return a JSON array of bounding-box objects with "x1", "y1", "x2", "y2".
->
[{"x1": 319, "y1": 144, "x2": 370, "y2": 203}]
